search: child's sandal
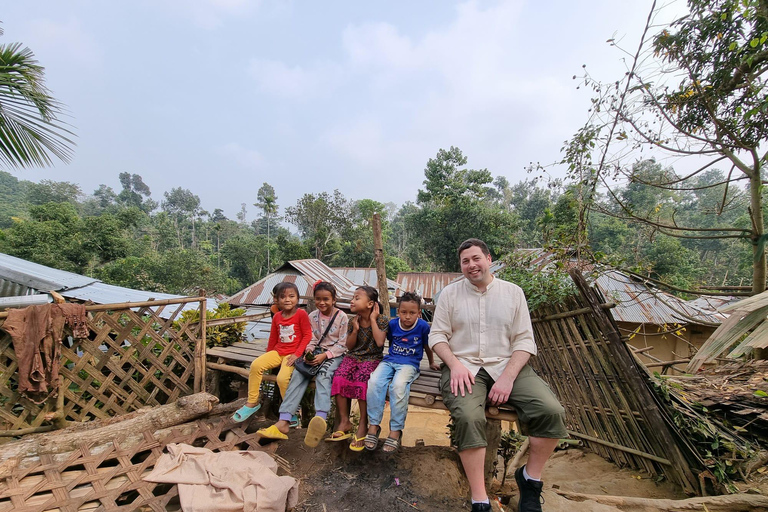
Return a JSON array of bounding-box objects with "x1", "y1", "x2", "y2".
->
[
  {"x1": 364, "y1": 426, "x2": 382, "y2": 451},
  {"x1": 232, "y1": 403, "x2": 261, "y2": 423},
  {"x1": 382, "y1": 436, "x2": 401, "y2": 453}
]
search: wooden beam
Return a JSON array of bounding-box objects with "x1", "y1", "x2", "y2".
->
[{"x1": 372, "y1": 212, "x2": 389, "y2": 311}]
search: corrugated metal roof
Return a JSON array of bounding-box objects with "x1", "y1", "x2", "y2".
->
[
  {"x1": 227, "y1": 259, "x2": 357, "y2": 306},
  {"x1": 396, "y1": 272, "x2": 462, "y2": 301},
  {"x1": 594, "y1": 270, "x2": 725, "y2": 325},
  {"x1": 289, "y1": 260, "x2": 357, "y2": 299},
  {"x1": 61, "y1": 281, "x2": 194, "y2": 305},
  {"x1": 0, "y1": 252, "x2": 216, "y2": 318},
  {"x1": 0, "y1": 278, "x2": 36, "y2": 298},
  {"x1": 333, "y1": 267, "x2": 400, "y2": 291},
  {"x1": 0, "y1": 253, "x2": 97, "y2": 292}
]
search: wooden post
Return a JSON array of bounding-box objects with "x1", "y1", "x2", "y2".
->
[
  {"x1": 568, "y1": 269, "x2": 699, "y2": 494},
  {"x1": 194, "y1": 291, "x2": 207, "y2": 393},
  {"x1": 484, "y1": 418, "x2": 502, "y2": 484},
  {"x1": 372, "y1": 213, "x2": 389, "y2": 312}
]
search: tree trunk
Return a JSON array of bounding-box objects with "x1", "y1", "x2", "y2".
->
[
  {"x1": 749, "y1": 169, "x2": 766, "y2": 293},
  {"x1": 0, "y1": 392, "x2": 218, "y2": 464}
]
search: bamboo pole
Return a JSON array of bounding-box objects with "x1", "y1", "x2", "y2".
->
[
  {"x1": 644, "y1": 359, "x2": 690, "y2": 368},
  {"x1": 531, "y1": 302, "x2": 615, "y2": 323},
  {"x1": 566, "y1": 430, "x2": 672, "y2": 465},
  {"x1": 0, "y1": 295, "x2": 206, "y2": 319},
  {"x1": 194, "y1": 293, "x2": 207, "y2": 393},
  {"x1": 372, "y1": 212, "x2": 389, "y2": 311},
  {"x1": 192, "y1": 311, "x2": 270, "y2": 327}
]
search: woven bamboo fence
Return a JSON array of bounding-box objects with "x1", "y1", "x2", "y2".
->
[
  {"x1": 529, "y1": 270, "x2": 699, "y2": 494},
  {"x1": 0, "y1": 297, "x2": 207, "y2": 433},
  {"x1": 0, "y1": 411, "x2": 269, "y2": 512}
]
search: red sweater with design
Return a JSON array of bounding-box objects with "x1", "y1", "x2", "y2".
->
[{"x1": 267, "y1": 309, "x2": 313, "y2": 357}]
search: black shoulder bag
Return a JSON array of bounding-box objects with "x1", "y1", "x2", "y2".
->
[{"x1": 293, "y1": 311, "x2": 340, "y2": 378}]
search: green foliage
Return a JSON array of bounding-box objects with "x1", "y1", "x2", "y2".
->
[
  {"x1": 562, "y1": 0, "x2": 768, "y2": 291},
  {"x1": 404, "y1": 147, "x2": 518, "y2": 271},
  {"x1": 0, "y1": 171, "x2": 29, "y2": 227},
  {"x1": 173, "y1": 302, "x2": 246, "y2": 348},
  {"x1": 26, "y1": 180, "x2": 82, "y2": 206},
  {"x1": 653, "y1": 375, "x2": 754, "y2": 491},
  {"x1": 385, "y1": 255, "x2": 410, "y2": 278},
  {"x1": 497, "y1": 430, "x2": 527, "y2": 485},
  {"x1": 285, "y1": 190, "x2": 350, "y2": 260},
  {"x1": 0, "y1": 202, "x2": 129, "y2": 272},
  {"x1": 497, "y1": 253, "x2": 576, "y2": 310}
]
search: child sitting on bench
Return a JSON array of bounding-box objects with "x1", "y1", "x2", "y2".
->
[{"x1": 364, "y1": 291, "x2": 439, "y2": 452}]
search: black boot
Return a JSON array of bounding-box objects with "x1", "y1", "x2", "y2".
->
[{"x1": 514, "y1": 465, "x2": 544, "y2": 512}]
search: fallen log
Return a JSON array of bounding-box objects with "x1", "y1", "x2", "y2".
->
[
  {"x1": 554, "y1": 489, "x2": 768, "y2": 511},
  {"x1": 0, "y1": 398, "x2": 243, "y2": 480},
  {"x1": 0, "y1": 392, "x2": 218, "y2": 464}
]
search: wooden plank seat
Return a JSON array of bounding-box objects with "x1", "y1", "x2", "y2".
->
[{"x1": 206, "y1": 341, "x2": 518, "y2": 422}]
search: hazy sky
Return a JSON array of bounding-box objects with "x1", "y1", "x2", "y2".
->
[{"x1": 3, "y1": 0, "x2": 680, "y2": 221}]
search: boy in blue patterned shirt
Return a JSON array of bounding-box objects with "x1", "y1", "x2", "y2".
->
[{"x1": 364, "y1": 292, "x2": 439, "y2": 452}]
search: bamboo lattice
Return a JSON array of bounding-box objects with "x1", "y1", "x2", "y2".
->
[
  {"x1": 0, "y1": 300, "x2": 204, "y2": 432},
  {"x1": 0, "y1": 414, "x2": 266, "y2": 512},
  {"x1": 529, "y1": 280, "x2": 697, "y2": 493}
]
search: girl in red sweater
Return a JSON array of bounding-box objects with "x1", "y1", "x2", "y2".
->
[{"x1": 233, "y1": 282, "x2": 312, "y2": 422}]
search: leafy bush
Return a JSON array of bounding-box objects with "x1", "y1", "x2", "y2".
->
[
  {"x1": 497, "y1": 252, "x2": 576, "y2": 310},
  {"x1": 174, "y1": 302, "x2": 246, "y2": 348}
]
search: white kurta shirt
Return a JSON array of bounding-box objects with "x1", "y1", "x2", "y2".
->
[{"x1": 428, "y1": 276, "x2": 537, "y2": 381}]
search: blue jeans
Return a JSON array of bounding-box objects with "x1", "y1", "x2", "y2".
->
[
  {"x1": 279, "y1": 356, "x2": 343, "y2": 417},
  {"x1": 366, "y1": 360, "x2": 420, "y2": 431}
]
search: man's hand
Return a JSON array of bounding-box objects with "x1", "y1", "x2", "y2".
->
[
  {"x1": 308, "y1": 353, "x2": 327, "y2": 366},
  {"x1": 286, "y1": 354, "x2": 298, "y2": 366},
  {"x1": 449, "y1": 362, "x2": 475, "y2": 397},
  {"x1": 488, "y1": 374, "x2": 514, "y2": 406}
]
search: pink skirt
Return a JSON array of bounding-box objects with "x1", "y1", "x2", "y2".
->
[{"x1": 331, "y1": 356, "x2": 381, "y2": 400}]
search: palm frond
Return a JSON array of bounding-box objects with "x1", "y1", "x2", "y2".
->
[{"x1": 0, "y1": 41, "x2": 75, "y2": 169}]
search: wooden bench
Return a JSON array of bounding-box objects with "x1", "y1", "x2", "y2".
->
[{"x1": 206, "y1": 340, "x2": 518, "y2": 423}]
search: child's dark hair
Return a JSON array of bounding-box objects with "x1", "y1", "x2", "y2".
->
[
  {"x1": 398, "y1": 291, "x2": 422, "y2": 308},
  {"x1": 275, "y1": 281, "x2": 300, "y2": 299},
  {"x1": 313, "y1": 281, "x2": 337, "y2": 300},
  {"x1": 357, "y1": 285, "x2": 384, "y2": 314}
]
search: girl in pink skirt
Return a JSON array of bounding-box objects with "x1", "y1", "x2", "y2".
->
[{"x1": 330, "y1": 286, "x2": 388, "y2": 451}]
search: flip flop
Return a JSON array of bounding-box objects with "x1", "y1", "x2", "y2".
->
[
  {"x1": 382, "y1": 436, "x2": 401, "y2": 453},
  {"x1": 325, "y1": 430, "x2": 353, "y2": 442},
  {"x1": 304, "y1": 416, "x2": 327, "y2": 448},
  {"x1": 349, "y1": 435, "x2": 366, "y2": 452},
  {"x1": 257, "y1": 424, "x2": 289, "y2": 440},
  {"x1": 232, "y1": 403, "x2": 261, "y2": 423},
  {"x1": 364, "y1": 425, "x2": 382, "y2": 451}
]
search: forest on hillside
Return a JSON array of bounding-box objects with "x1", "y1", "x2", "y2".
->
[{"x1": 0, "y1": 145, "x2": 756, "y2": 297}]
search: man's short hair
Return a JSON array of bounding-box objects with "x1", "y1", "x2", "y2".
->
[
  {"x1": 398, "y1": 291, "x2": 422, "y2": 307},
  {"x1": 458, "y1": 238, "x2": 490, "y2": 257}
]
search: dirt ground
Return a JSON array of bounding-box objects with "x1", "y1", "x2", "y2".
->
[{"x1": 251, "y1": 405, "x2": 686, "y2": 512}]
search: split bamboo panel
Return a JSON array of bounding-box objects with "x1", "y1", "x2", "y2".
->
[
  {"x1": 0, "y1": 298, "x2": 206, "y2": 433},
  {"x1": 530, "y1": 271, "x2": 697, "y2": 494}
]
